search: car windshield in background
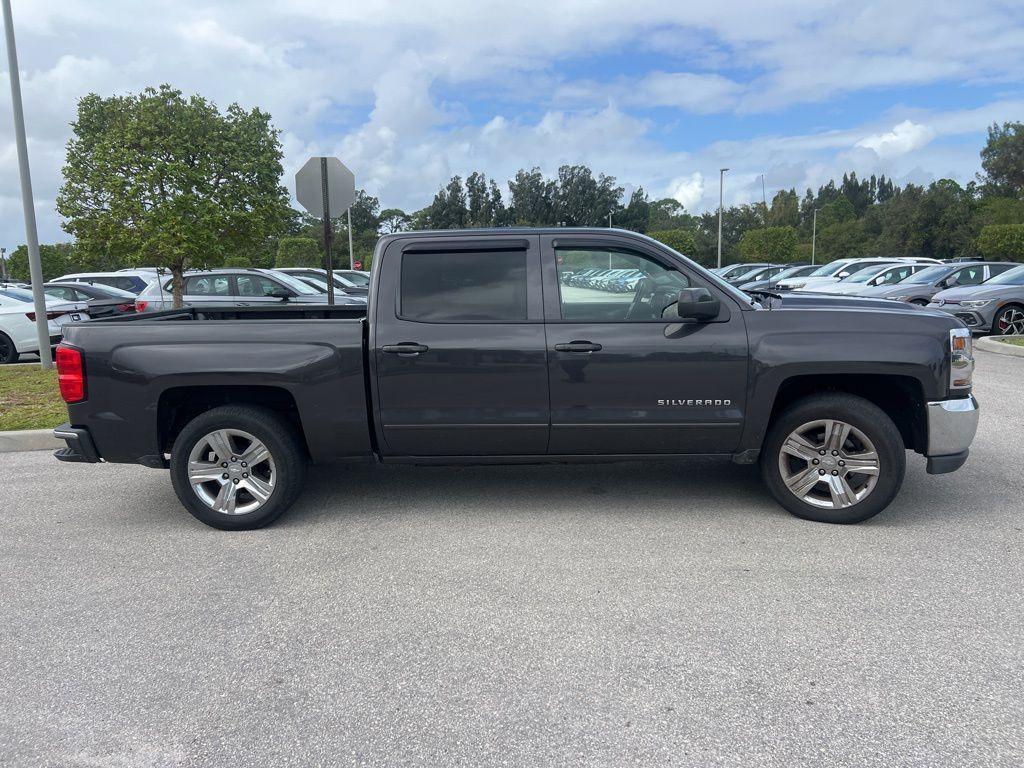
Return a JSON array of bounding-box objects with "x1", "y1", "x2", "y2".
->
[
  {"x1": 844, "y1": 267, "x2": 894, "y2": 284},
  {"x1": 808, "y1": 262, "x2": 848, "y2": 277},
  {"x1": 338, "y1": 271, "x2": 370, "y2": 286},
  {"x1": 984, "y1": 265, "x2": 1024, "y2": 285},
  {"x1": 78, "y1": 283, "x2": 138, "y2": 299},
  {"x1": 773, "y1": 266, "x2": 812, "y2": 280},
  {"x1": 901, "y1": 266, "x2": 951, "y2": 284},
  {"x1": 268, "y1": 271, "x2": 322, "y2": 295},
  {"x1": 0, "y1": 288, "x2": 34, "y2": 302}
]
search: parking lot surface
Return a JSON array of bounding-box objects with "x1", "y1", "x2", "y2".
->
[{"x1": 1, "y1": 350, "x2": 1022, "y2": 767}]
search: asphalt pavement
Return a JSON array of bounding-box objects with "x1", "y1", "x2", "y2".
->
[{"x1": 1, "y1": 350, "x2": 1021, "y2": 767}]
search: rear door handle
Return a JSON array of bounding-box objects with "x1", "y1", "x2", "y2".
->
[
  {"x1": 382, "y1": 343, "x2": 429, "y2": 355},
  {"x1": 554, "y1": 341, "x2": 602, "y2": 353}
]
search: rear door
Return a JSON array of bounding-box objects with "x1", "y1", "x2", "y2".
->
[
  {"x1": 372, "y1": 235, "x2": 549, "y2": 456},
  {"x1": 541, "y1": 233, "x2": 749, "y2": 455}
]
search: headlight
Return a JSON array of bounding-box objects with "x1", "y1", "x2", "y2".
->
[
  {"x1": 960, "y1": 299, "x2": 993, "y2": 309},
  {"x1": 949, "y1": 328, "x2": 973, "y2": 390}
]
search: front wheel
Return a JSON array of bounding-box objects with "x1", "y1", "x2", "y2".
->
[
  {"x1": 992, "y1": 304, "x2": 1024, "y2": 336},
  {"x1": 169, "y1": 405, "x2": 307, "y2": 530},
  {"x1": 760, "y1": 394, "x2": 906, "y2": 524},
  {"x1": 0, "y1": 333, "x2": 19, "y2": 364}
]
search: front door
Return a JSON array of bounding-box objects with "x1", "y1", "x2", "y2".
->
[
  {"x1": 542, "y1": 235, "x2": 749, "y2": 455},
  {"x1": 373, "y1": 236, "x2": 549, "y2": 456}
]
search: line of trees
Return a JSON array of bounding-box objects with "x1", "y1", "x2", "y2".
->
[{"x1": 4, "y1": 83, "x2": 1022, "y2": 288}]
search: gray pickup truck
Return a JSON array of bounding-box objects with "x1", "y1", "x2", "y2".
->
[{"x1": 53, "y1": 228, "x2": 979, "y2": 529}]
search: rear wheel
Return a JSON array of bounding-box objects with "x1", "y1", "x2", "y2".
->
[
  {"x1": 910, "y1": 298, "x2": 929, "y2": 306},
  {"x1": 170, "y1": 405, "x2": 307, "y2": 530},
  {"x1": 993, "y1": 304, "x2": 1024, "y2": 336},
  {"x1": 0, "y1": 333, "x2": 19, "y2": 364},
  {"x1": 761, "y1": 394, "x2": 905, "y2": 524}
]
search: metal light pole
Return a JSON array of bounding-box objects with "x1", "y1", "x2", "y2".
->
[
  {"x1": 811, "y1": 208, "x2": 818, "y2": 265},
  {"x1": 717, "y1": 167, "x2": 729, "y2": 269},
  {"x1": 3, "y1": 0, "x2": 51, "y2": 367}
]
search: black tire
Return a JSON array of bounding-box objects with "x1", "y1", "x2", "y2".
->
[
  {"x1": 0, "y1": 332, "x2": 19, "y2": 364},
  {"x1": 760, "y1": 393, "x2": 906, "y2": 524},
  {"x1": 992, "y1": 303, "x2": 1024, "y2": 336},
  {"x1": 910, "y1": 298, "x2": 929, "y2": 306},
  {"x1": 169, "y1": 405, "x2": 307, "y2": 530}
]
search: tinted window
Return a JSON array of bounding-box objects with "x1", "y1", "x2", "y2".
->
[
  {"x1": 952, "y1": 266, "x2": 985, "y2": 286},
  {"x1": 90, "y1": 275, "x2": 146, "y2": 292},
  {"x1": 236, "y1": 275, "x2": 282, "y2": 297},
  {"x1": 45, "y1": 286, "x2": 76, "y2": 301},
  {"x1": 400, "y1": 251, "x2": 527, "y2": 322},
  {"x1": 987, "y1": 263, "x2": 1019, "y2": 278},
  {"x1": 185, "y1": 275, "x2": 231, "y2": 296},
  {"x1": 556, "y1": 248, "x2": 689, "y2": 321}
]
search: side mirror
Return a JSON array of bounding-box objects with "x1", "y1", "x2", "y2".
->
[
  {"x1": 676, "y1": 287, "x2": 720, "y2": 322},
  {"x1": 269, "y1": 290, "x2": 291, "y2": 301}
]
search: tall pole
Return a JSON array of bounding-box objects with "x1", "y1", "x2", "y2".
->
[
  {"x1": 346, "y1": 208, "x2": 354, "y2": 270},
  {"x1": 717, "y1": 167, "x2": 729, "y2": 269},
  {"x1": 811, "y1": 208, "x2": 818, "y2": 265},
  {"x1": 761, "y1": 173, "x2": 767, "y2": 207},
  {"x1": 3, "y1": 0, "x2": 51, "y2": 368},
  {"x1": 319, "y1": 158, "x2": 335, "y2": 306}
]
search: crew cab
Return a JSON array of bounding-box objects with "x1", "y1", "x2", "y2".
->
[{"x1": 53, "y1": 229, "x2": 980, "y2": 529}]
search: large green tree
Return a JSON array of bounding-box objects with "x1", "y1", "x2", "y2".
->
[
  {"x1": 6, "y1": 243, "x2": 76, "y2": 282},
  {"x1": 739, "y1": 226, "x2": 799, "y2": 263},
  {"x1": 57, "y1": 84, "x2": 292, "y2": 306},
  {"x1": 980, "y1": 122, "x2": 1024, "y2": 198}
]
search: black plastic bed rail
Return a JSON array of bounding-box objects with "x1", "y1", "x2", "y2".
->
[{"x1": 82, "y1": 305, "x2": 368, "y2": 323}]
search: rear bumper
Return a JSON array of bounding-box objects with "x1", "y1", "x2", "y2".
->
[
  {"x1": 53, "y1": 423, "x2": 101, "y2": 463},
  {"x1": 924, "y1": 395, "x2": 979, "y2": 474}
]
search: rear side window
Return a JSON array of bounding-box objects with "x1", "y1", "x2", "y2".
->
[
  {"x1": 184, "y1": 275, "x2": 230, "y2": 296},
  {"x1": 400, "y1": 251, "x2": 527, "y2": 322}
]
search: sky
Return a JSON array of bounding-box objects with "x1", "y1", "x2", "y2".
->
[{"x1": 1, "y1": 0, "x2": 1023, "y2": 249}]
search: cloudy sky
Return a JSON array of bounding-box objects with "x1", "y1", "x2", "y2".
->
[{"x1": 2, "y1": 0, "x2": 1024, "y2": 247}]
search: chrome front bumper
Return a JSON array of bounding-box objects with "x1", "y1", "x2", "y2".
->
[{"x1": 925, "y1": 396, "x2": 980, "y2": 473}]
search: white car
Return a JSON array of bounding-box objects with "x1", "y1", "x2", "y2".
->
[
  {"x1": 52, "y1": 269, "x2": 159, "y2": 295},
  {"x1": 0, "y1": 287, "x2": 90, "y2": 364},
  {"x1": 776, "y1": 257, "x2": 940, "y2": 291},
  {"x1": 800, "y1": 263, "x2": 932, "y2": 296}
]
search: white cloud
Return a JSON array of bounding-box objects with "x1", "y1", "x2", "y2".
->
[
  {"x1": 855, "y1": 120, "x2": 936, "y2": 159},
  {"x1": 667, "y1": 172, "x2": 705, "y2": 210}
]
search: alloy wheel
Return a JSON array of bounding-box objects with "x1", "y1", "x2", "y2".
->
[
  {"x1": 187, "y1": 429, "x2": 276, "y2": 515},
  {"x1": 996, "y1": 307, "x2": 1024, "y2": 335},
  {"x1": 777, "y1": 419, "x2": 880, "y2": 510}
]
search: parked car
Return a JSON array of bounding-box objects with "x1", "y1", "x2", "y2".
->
[
  {"x1": 54, "y1": 227, "x2": 977, "y2": 530},
  {"x1": 806, "y1": 263, "x2": 931, "y2": 296},
  {"x1": 776, "y1": 257, "x2": 940, "y2": 291},
  {"x1": 52, "y1": 270, "x2": 159, "y2": 294},
  {"x1": 334, "y1": 269, "x2": 370, "y2": 288},
  {"x1": 134, "y1": 268, "x2": 364, "y2": 312},
  {"x1": 714, "y1": 263, "x2": 765, "y2": 281},
  {"x1": 277, "y1": 268, "x2": 369, "y2": 296},
  {"x1": 738, "y1": 264, "x2": 820, "y2": 292},
  {"x1": 927, "y1": 264, "x2": 1024, "y2": 334},
  {"x1": 44, "y1": 282, "x2": 138, "y2": 318},
  {"x1": 0, "y1": 287, "x2": 89, "y2": 364},
  {"x1": 860, "y1": 262, "x2": 1021, "y2": 305},
  {"x1": 725, "y1": 264, "x2": 796, "y2": 286}
]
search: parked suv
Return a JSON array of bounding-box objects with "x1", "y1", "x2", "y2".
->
[
  {"x1": 134, "y1": 269, "x2": 362, "y2": 312},
  {"x1": 861, "y1": 262, "x2": 1021, "y2": 305},
  {"x1": 928, "y1": 264, "x2": 1024, "y2": 334}
]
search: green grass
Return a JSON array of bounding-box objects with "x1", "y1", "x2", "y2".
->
[
  {"x1": 0, "y1": 366, "x2": 67, "y2": 431},
  {"x1": 999, "y1": 337, "x2": 1024, "y2": 347}
]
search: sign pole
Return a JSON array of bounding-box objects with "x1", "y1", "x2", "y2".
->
[
  {"x1": 347, "y1": 208, "x2": 354, "y2": 270},
  {"x1": 319, "y1": 158, "x2": 335, "y2": 306},
  {"x1": 2, "y1": 0, "x2": 51, "y2": 368}
]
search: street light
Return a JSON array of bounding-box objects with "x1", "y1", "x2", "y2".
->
[
  {"x1": 717, "y1": 168, "x2": 729, "y2": 269},
  {"x1": 811, "y1": 208, "x2": 818, "y2": 265}
]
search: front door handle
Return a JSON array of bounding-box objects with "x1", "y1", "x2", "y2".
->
[
  {"x1": 382, "y1": 343, "x2": 429, "y2": 356},
  {"x1": 554, "y1": 341, "x2": 603, "y2": 353}
]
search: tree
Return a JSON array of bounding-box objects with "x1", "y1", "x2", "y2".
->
[
  {"x1": 379, "y1": 208, "x2": 412, "y2": 234},
  {"x1": 648, "y1": 229, "x2": 697, "y2": 255},
  {"x1": 57, "y1": 84, "x2": 292, "y2": 307},
  {"x1": 766, "y1": 190, "x2": 799, "y2": 229},
  {"x1": 980, "y1": 122, "x2": 1024, "y2": 197},
  {"x1": 552, "y1": 164, "x2": 622, "y2": 226},
  {"x1": 420, "y1": 176, "x2": 468, "y2": 229},
  {"x1": 508, "y1": 168, "x2": 555, "y2": 225},
  {"x1": 224, "y1": 255, "x2": 253, "y2": 268},
  {"x1": 276, "y1": 237, "x2": 321, "y2": 267},
  {"x1": 617, "y1": 187, "x2": 650, "y2": 232},
  {"x1": 816, "y1": 220, "x2": 870, "y2": 262},
  {"x1": 739, "y1": 226, "x2": 799, "y2": 263},
  {"x1": 647, "y1": 198, "x2": 693, "y2": 231},
  {"x1": 465, "y1": 172, "x2": 507, "y2": 227},
  {"x1": 6, "y1": 243, "x2": 75, "y2": 282},
  {"x1": 977, "y1": 224, "x2": 1024, "y2": 261}
]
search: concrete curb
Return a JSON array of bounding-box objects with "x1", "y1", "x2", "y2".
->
[
  {"x1": 0, "y1": 429, "x2": 63, "y2": 453},
  {"x1": 976, "y1": 335, "x2": 1024, "y2": 358}
]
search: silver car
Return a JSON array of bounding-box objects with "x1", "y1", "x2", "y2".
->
[
  {"x1": 134, "y1": 269, "x2": 362, "y2": 312},
  {"x1": 810, "y1": 262, "x2": 931, "y2": 296},
  {"x1": 927, "y1": 264, "x2": 1024, "y2": 334},
  {"x1": 860, "y1": 262, "x2": 1021, "y2": 305}
]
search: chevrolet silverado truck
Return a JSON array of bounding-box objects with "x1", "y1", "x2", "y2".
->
[{"x1": 52, "y1": 228, "x2": 980, "y2": 529}]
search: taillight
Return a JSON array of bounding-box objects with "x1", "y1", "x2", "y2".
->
[
  {"x1": 135, "y1": 300, "x2": 148, "y2": 312},
  {"x1": 25, "y1": 311, "x2": 62, "y2": 322},
  {"x1": 56, "y1": 345, "x2": 86, "y2": 403},
  {"x1": 117, "y1": 303, "x2": 135, "y2": 313}
]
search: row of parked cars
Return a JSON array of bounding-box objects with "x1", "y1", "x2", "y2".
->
[
  {"x1": 710, "y1": 257, "x2": 1024, "y2": 334},
  {"x1": 0, "y1": 266, "x2": 371, "y2": 363}
]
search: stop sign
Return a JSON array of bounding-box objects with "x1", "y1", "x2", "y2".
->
[{"x1": 295, "y1": 157, "x2": 355, "y2": 219}]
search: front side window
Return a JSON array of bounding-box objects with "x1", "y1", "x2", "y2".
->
[
  {"x1": 952, "y1": 266, "x2": 985, "y2": 286},
  {"x1": 556, "y1": 248, "x2": 690, "y2": 321},
  {"x1": 400, "y1": 251, "x2": 528, "y2": 322},
  {"x1": 235, "y1": 275, "x2": 283, "y2": 297},
  {"x1": 185, "y1": 275, "x2": 231, "y2": 296}
]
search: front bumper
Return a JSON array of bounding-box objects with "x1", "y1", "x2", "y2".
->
[
  {"x1": 924, "y1": 395, "x2": 980, "y2": 474},
  {"x1": 53, "y1": 423, "x2": 101, "y2": 463},
  {"x1": 925, "y1": 303, "x2": 994, "y2": 332}
]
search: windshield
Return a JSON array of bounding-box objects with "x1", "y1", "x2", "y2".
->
[
  {"x1": 985, "y1": 265, "x2": 1024, "y2": 286},
  {"x1": 300, "y1": 276, "x2": 331, "y2": 291},
  {"x1": 268, "y1": 271, "x2": 321, "y2": 295},
  {"x1": 844, "y1": 266, "x2": 897, "y2": 283},
  {"x1": 808, "y1": 261, "x2": 850, "y2": 277},
  {"x1": 339, "y1": 271, "x2": 370, "y2": 286},
  {"x1": 900, "y1": 265, "x2": 951, "y2": 284},
  {"x1": 773, "y1": 265, "x2": 812, "y2": 280}
]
